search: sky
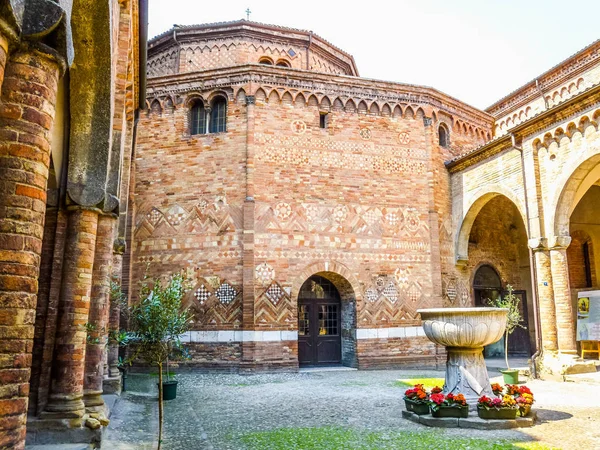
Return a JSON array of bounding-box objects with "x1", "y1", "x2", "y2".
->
[{"x1": 148, "y1": 0, "x2": 600, "y2": 109}]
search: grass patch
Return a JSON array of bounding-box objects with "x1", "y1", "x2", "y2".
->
[
  {"x1": 238, "y1": 427, "x2": 556, "y2": 450},
  {"x1": 393, "y1": 377, "x2": 445, "y2": 390}
]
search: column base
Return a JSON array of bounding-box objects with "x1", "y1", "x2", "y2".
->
[
  {"x1": 102, "y1": 375, "x2": 122, "y2": 395},
  {"x1": 83, "y1": 389, "x2": 106, "y2": 411},
  {"x1": 42, "y1": 394, "x2": 85, "y2": 419},
  {"x1": 536, "y1": 351, "x2": 597, "y2": 380}
]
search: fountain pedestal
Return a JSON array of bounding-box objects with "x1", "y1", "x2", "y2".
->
[{"x1": 418, "y1": 308, "x2": 508, "y2": 408}]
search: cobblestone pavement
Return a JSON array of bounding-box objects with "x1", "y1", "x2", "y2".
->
[{"x1": 103, "y1": 367, "x2": 600, "y2": 449}]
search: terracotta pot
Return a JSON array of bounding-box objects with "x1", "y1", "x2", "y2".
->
[
  {"x1": 431, "y1": 405, "x2": 469, "y2": 418},
  {"x1": 477, "y1": 406, "x2": 518, "y2": 420},
  {"x1": 404, "y1": 398, "x2": 430, "y2": 415}
]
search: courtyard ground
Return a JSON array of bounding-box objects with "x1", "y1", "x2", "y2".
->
[{"x1": 103, "y1": 360, "x2": 600, "y2": 449}]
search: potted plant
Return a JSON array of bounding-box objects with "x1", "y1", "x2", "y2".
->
[
  {"x1": 477, "y1": 393, "x2": 518, "y2": 420},
  {"x1": 507, "y1": 384, "x2": 535, "y2": 417},
  {"x1": 124, "y1": 271, "x2": 193, "y2": 450},
  {"x1": 487, "y1": 285, "x2": 525, "y2": 384},
  {"x1": 428, "y1": 392, "x2": 469, "y2": 418},
  {"x1": 403, "y1": 384, "x2": 439, "y2": 415}
]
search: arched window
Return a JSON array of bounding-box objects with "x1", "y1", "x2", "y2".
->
[
  {"x1": 258, "y1": 57, "x2": 273, "y2": 65},
  {"x1": 190, "y1": 100, "x2": 207, "y2": 135},
  {"x1": 473, "y1": 265, "x2": 502, "y2": 307},
  {"x1": 209, "y1": 97, "x2": 227, "y2": 133},
  {"x1": 439, "y1": 124, "x2": 449, "y2": 147},
  {"x1": 276, "y1": 59, "x2": 290, "y2": 68}
]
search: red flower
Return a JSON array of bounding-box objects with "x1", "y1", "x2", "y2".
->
[
  {"x1": 431, "y1": 386, "x2": 443, "y2": 394},
  {"x1": 430, "y1": 393, "x2": 445, "y2": 405}
]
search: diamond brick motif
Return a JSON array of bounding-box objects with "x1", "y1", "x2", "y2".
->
[
  {"x1": 265, "y1": 283, "x2": 285, "y2": 306},
  {"x1": 365, "y1": 287, "x2": 378, "y2": 303},
  {"x1": 194, "y1": 284, "x2": 211, "y2": 305},
  {"x1": 215, "y1": 282, "x2": 237, "y2": 305},
  {"x1": 383, "y1": 282, "x2": 398, "y2": 303}
]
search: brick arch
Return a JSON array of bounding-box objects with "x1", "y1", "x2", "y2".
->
[
  {"x1": 456, "y1": 188, "x2": 527, "y2": 263},
  {"x1": 553, "y1": 151, "x2": 600, "y2": 236},
  {"x1": 291, "y1": 260, "x2": 362, "y2": 303},
  {"x1": 568, "y1": 229, "x2": 596, "y2": 289}
]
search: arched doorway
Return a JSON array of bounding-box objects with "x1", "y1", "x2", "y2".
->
[
  {"x1": 473, "y1": 265, "x2": 531, "y2": 356},
  {"x1": 298, "y1": 275, "x2": 342, "y2": 366}
]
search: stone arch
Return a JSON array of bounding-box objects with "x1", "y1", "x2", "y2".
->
[
  {"x1": 320, "y1": 96, "x2": 332, "y2": 110},
  {"x1": 456, "y1": 188, "x2": 527, "y2": 263},
  {"x1": 254, "y1": 88, "x2": 267, "y2": 102},
  {"x1": 345, "y1": 98, "x2": 357, "y2": 112},
  {"x1": 393, "y1": 105, "x2": 403, "y2": 118},
  {"x1": 357, "y1": 100, "x2": 368, "y2": 114},
  {"x1": 332, "y1": 97, "x2": 344, "y2": 111},
  {"x1": 553, "y1": 152, "x2": 600, "y2": 236},
  {"x1": 281, "y1": 91, "x2": 293, "y2": 104},
  {"x1": 381, "y1": 103, "x2": 392, "y2": 116},
  {"x1": 404, "y1": 106, "x2": 414, "y2": 119},
  {"x1": 369, "y1": 102, "x2": 380, "y2": 115}
]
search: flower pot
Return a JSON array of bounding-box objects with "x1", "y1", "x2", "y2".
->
[
  {"x1": 500, "y1": 369, "x2": 519, "y2": 384},
  {"x1": 518, "y1": 404, "x2": 531, "y2": 417},
  {"x1": 477, "y1": 406, "x2": 518, "y2": 420},
  {"x1": 160, "y1": 380, "x2": 178, "y2": 401},
  {"x1": 404, "y1": 398, "x2": 430, "y2": 415},
  {"x1": 431, "y1": 405, "x2": 469, "y2": 418}
]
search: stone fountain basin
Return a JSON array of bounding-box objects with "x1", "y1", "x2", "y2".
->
[{"x1": 417, "y1": 307, "x2": 508, "y2": 348}]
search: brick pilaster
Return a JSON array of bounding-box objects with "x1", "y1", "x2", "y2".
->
[
  {"x1": 44, "y1": 208, "x2": 99, "y2": 420},
  {"x1": 530, "y1": 239, "x2": 558, "y2": 352},
  {"x1": 549, "y1": 236, "x2": 577, "y2": 354},
  {"x1": 83, "y1": 215, "x2": 116, "y2": 410},
  {"x1": 0, "y1": 46, "x2": 61, "y2": 449}
]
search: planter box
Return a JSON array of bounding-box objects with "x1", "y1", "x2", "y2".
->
[
  {"x1": 404, "y1": 398, "x2": 430, "y2": 415},
  {"x1": 477, "y1": 406, "x2": 518, "y2": 420},
  {"x1": 160, "y1": 380, "x2": 178, "y2": 401},
  {"x1": 518, "y1": 405, "x2": 532, "y2": 417},
  {"x1": 431, "y1": 405, "x2": 469, "y2": 418}
]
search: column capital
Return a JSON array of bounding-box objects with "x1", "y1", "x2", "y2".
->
[
  {"x1": 245, "y1": 95, "x2": 256, "y2": 105},
  {"x1": 528, "y1": 237, "x2": 548, "y2": 251},
  {"x1": 549, "y1": 235, "x2": 571, "y2": 250}
]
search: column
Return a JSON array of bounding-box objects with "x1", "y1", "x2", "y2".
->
[
  {"x1": 44, "y1": 208, "x2": 99, "y2": 420},
  {"x1": 106, "y1": 238, "x2": 125, "y2": 382},
  {"x1": 529, "y1": 238, "x2": 558, "y2": 352},
  {"x1": 0, "y1": 46, "x2": 62, "y2": 449},
  {"x1": 550, "y1": 236, "x2": 577, "y2": 354},
  {"x1": 83, "y1": 215, "x2": 116, "y2": 410}
]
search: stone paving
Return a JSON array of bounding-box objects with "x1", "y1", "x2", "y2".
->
[{"x1": 103, "y1": 363, "x2": 600, "y2": 449}]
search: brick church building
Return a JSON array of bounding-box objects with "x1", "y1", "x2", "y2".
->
[
  {"x1": 134, "y1": 20, "x2": 600, "y2": 376},
  {"x1": 1, "y1": 12, "x2": 599, "y2": 449}
]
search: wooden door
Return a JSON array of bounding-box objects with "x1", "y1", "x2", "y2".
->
[{"x1": 298, "y1": 276, "x2": 342, "y2": 366}]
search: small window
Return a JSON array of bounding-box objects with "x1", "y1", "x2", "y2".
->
[
  {"x1": 584, "y1": 242, "x2": 593, "y2": 287},
  {"x1": 439, "y1": 124, "x2": 449, "y2": 147},
  {"x1": 320, "y1": 113, "x2": 328, "y2": 129},
  {"x1": 259, "y1": 57, "x2": 273, "y2": 65},
  {"x1": 190, "y1": 100, "x2": 207, "y2": 135},
  {"x1": 209, "y1": 97, "x2": 227, "y2": 133},
  {"x1": 276, "y1": 59, "x2": 291, "y2": 68}
]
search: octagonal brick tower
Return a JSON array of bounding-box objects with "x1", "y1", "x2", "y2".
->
[
  {"x1": 133, "y1": 20, "x2": 493, "y2": 372},
  {"x1": 147, "y1": 20, "x2": 359, "y2": 78}
]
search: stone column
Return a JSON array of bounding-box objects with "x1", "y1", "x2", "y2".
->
[
  {"x1": 0, "y1": 30, "x2": 10, "y2": 91},
  {"x1": 550, "y1": 236, "x2": 577, "y2": 354},
  {"x1": 0, "y1": 46, "x2": 61, "y2": 449},
  {"x1": 529, "y1": 238, "x2": 558, "y2": 352},
  {"x1": 83, "y1": 215, "x2": 116, "y2": 410},
  {"x1": 44, "y1": 208, "x2": 99, "y2": 421}
]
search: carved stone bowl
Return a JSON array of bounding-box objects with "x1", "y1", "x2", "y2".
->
[{"x1": 417, "y1": 307, "x2": 508, "y2": 348}]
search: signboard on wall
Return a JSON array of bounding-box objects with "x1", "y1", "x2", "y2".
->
[{"x1": 576, "y1": 290, "x2": 600, "y2": 341}]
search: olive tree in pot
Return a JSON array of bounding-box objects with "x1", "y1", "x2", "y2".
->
[
  {"x1": 487, "y1": 285, "x2": 526, "y2": 384},
  {"x1": 125, "y1": 272, "x2": 192, "y2": 449}
]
